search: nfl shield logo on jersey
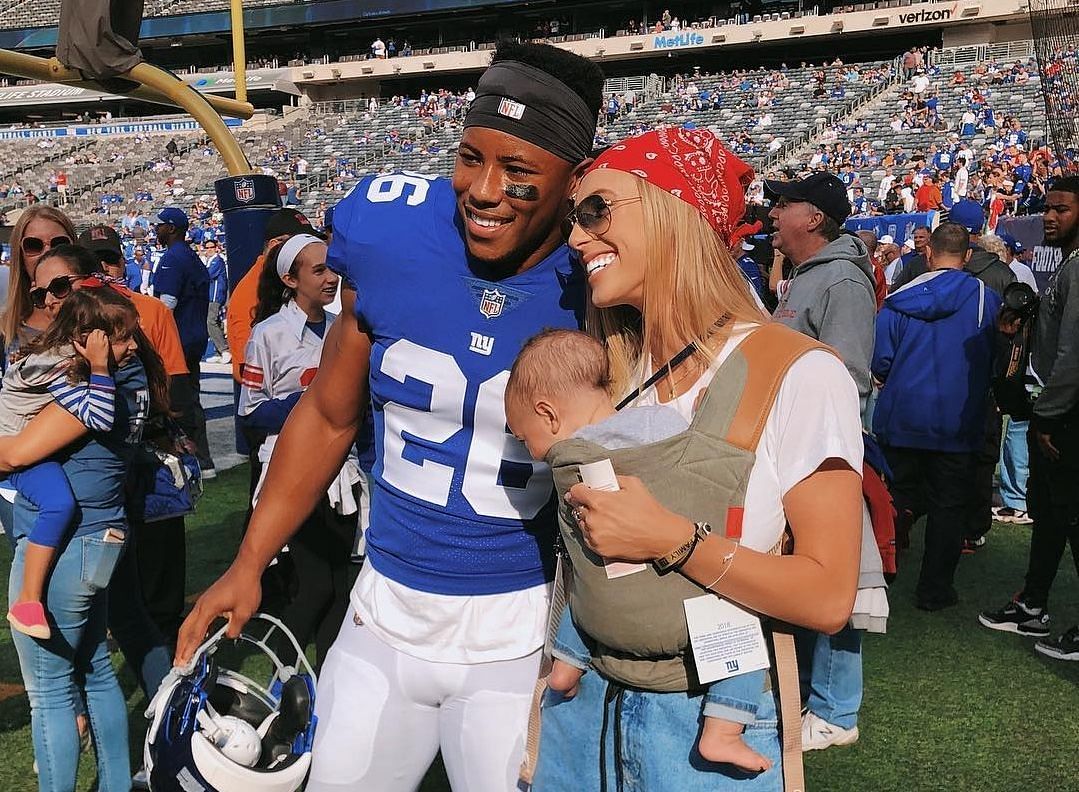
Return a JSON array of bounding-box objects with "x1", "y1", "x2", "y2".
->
[
  {"x1": 234, "y1": 177, "x2": 256, "y2": 204},
  {"x1": 479, "y1": 288, "x2": 506, "y2": 319}
]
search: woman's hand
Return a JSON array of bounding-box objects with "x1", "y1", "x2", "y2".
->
[
  {"x1": 565, "y1": 475, "x2": 693, "y2": 562},
  {"x1": 74, "y1": 329, "x2": 111, "y2": 375}
]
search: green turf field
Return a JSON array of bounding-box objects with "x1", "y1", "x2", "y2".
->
[{"x1": 0, "y1": 465, "x2": 1075, "y2": 791}]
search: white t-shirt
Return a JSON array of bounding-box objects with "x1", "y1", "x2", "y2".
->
[
  {"x1": 628, "y1": 325, "x2": 863, "y2": 553},
  {"x1": 1009, "y1": 260, "x2": 1039, "y2": 291},
  {"x1": 955, "y1": 166, "x2": 969, "y2": 197}
]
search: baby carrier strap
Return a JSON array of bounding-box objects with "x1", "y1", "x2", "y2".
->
[
  {"x1": 722, "y1": 322, "x2": 829, "y2": 452},
  {"x1": 723, "y1": 322, "x2": 829, "y2": 792}
]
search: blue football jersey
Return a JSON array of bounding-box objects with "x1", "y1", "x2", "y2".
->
[{"x1": 329, "y1": 172, "x2": 585, "y2": 596}]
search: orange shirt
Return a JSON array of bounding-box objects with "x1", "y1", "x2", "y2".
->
[
  {"x1": 129, "y1": 290, "x2": 188, "y2": 376},
  {"x1": 915, "y1": 183, "x2": 942, "y2": 211},
  {"x1": 226, "y1": 254, "x2": 264, "y2": 382}
]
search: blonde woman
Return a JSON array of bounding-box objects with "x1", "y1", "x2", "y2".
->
[
  {"x1": 533, "y1": 129, "x2": 863, "y2": 790},
  {"x1": 3, "y1": 205, "x2": 77, "y2": 354}
]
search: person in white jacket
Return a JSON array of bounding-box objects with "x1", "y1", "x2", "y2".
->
[{"x1": 238, "y1": 233, "x2": 364, "y2": 669}]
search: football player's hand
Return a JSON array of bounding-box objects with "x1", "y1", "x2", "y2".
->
[
  {"x1": 174, "y1": 561, "x2": 263, "y2": 666},
  {"x1": 548, "y1": 660, "x2": 584, "y2": 699}
]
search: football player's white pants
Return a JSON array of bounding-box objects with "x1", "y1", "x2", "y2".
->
[{"x1": 306, "y1": 613, "x2": 540, "y2": 791}]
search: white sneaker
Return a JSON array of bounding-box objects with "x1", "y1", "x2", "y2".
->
[
  {"x1": 801, "y1": 711, "x2": 859, "y2": 751},
  {"x1": 204, "y1": 354, "x2": 222, "y2": 364},
  {"x1": 219, "y1": 350, "x2": 232, "y2": 364}
]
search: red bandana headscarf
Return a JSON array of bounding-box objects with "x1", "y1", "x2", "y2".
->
[{"x1": 586, "y1": 127, "x2": 761, "y2": 247}]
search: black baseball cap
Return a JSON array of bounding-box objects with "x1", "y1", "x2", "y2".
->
[
  {"x1": 77, "y1": 225, "x2": 123, "y2": 264},
  {"x1": 764, "y1": 172, "x2": 852, "y2": 225},
  {"x1": 264, "y1": 208, "x2": 324, "y2": 243}
]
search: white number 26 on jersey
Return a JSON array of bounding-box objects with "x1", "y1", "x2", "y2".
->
[{"x1": 379, "y1": 340, "x2": 551, "y2": 520}]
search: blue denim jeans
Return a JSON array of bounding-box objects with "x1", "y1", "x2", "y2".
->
[
  {"x1": 534, "y1": 670, "x2": 782, "y2": 791},
  {"x1": 9, "y1": 527, "x2": 132, "y2": 791},
  {"x1": 998, "y1": 418, "x2": 1030, "y2": 510},
  {"x1": 553, "y1": 607, "x2": 762, "y2": 725},
  {"x1": 796, "y1": 625, "x2": 863, "y2": 730}
]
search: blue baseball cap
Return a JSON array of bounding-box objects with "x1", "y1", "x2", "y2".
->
[
  {"x1": 1000, "y1": 233, "x2": 1024, "y2": 254},
  {"x1": 156, "y1": 207, "x2": 189, "y2": 229},
  {"x1": 948, "y1": 199, "x2": 985, "y2": 234}
]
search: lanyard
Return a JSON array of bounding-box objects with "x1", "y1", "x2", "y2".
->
[{"x1": 615, "y1": 313, "x2": 731, "y2": 410}]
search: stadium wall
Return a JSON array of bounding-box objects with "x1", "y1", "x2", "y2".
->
[{"x1": 291, "y1": 0, "x2": 1031, "y2": 98}]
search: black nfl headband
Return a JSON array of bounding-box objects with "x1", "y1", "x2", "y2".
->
[{"x1": 464, "y1": 60, "x2": 596, "y2": 164}]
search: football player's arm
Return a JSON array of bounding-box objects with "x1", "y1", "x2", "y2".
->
[{"x1": 176, "y1": 288, "x2": 370, "y2": 663}]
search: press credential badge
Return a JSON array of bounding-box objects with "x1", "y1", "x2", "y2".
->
[{"x1": 683, "y1": 595, "x2": 770, "y2": 683}]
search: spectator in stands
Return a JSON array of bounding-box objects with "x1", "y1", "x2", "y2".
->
[
  {"x1": 203, "y1": 240, "x2": 230, "y2": 365},
  {"x1": 371, "y1": 37, "x2": 386, "y2": 59},
  {"x1": 915, "y1": 173, "x2": 944, "y2": 211},
  {"x1": 891, "y1": 200, "x2": 1014, "y2": 295},
  {"x1": 131, "y1": 245, "x2": 153, "y2": 294},
  {"x1": 766, "y1": 172, "x2": 876, "y2": 750},
  {"x1": 874, "y1": 222, "x2": 1001, "y2": 610},
  {"x1": 980, "y1": 176, "x2": 1079, "y2": 662},
  {"x1": 154, "y1": 207, "x2": 214, "y2": 478},
  {"x1": 2, "y1": 205, "x2": 76, "y2": 356}
]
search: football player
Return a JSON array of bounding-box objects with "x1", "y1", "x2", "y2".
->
[{"x1": 177, "y1": 41, "x2": 603, "y2": 791}]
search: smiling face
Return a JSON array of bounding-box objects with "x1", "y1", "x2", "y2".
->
[
  {"x1": 567, "y1": 169, "x2": 648, "y2": 310},
  {"x1": 452, "y1": 126, "x2": 581, "y2": 277},
  {"x1": 281, "y1": 242, "x2": 338, "y2": 311}
]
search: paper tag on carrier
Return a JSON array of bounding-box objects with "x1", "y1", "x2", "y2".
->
[
  {"x1": 683, "y1": 595, "x2": 770, "y2": 684},
  {"x1": 579, "y1": 459, "x2": 648, "y2": 579}
]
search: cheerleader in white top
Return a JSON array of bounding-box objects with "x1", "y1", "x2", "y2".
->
[{"x1": 238, "y1": 233, "x2": 363, "y2": 668}]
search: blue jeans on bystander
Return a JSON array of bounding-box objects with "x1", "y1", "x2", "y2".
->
[
  {"x1": 998, "y1": 418, "x2": 1030, "y2": 511},
  {"x1": 9, "y1": 526, "x2": 131, "y2": 791}
]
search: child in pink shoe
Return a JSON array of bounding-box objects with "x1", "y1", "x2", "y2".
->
[{"x1": 4, "y1": 286, "x2": 133, "y2": 639}]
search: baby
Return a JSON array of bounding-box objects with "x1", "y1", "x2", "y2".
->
[{"x1": 504, "y1": 328, "x2": 770, "y2": 772}]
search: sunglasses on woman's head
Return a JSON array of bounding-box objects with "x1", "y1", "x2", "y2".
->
[
  {"x1": 565, "y1": 194, "x2": 642, "y2": 238},
  {"x1": 21, "y1": 235, "x2": 70, "y2": 256},
  {"x1": 29, "y1": 275, "x2": 83, "y2": 309}
]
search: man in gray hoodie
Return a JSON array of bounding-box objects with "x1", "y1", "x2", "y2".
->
[
  {"x1": 767, "y1": 172, "x2": 877, "y2": 409},
  {"x1": 765, "y1": 172, "x2": 878, "y2": 751}
]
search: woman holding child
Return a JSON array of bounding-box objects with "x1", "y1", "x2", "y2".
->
[{"x1": 524, "y1": 129, "x2": 864, "y2": 789}]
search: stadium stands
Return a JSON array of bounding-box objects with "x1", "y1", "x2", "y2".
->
[{"x1": 0, "y1": 43, "x2": 1058, "y2": 235}]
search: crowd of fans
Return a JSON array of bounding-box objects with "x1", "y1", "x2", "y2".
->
[{"x1": 765, "y1": 56, "x2": 1066, "y2": 230}]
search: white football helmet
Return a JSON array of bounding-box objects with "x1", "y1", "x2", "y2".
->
[{"x1": 144, "y1": 613, "x2": 317, "y2": 792}]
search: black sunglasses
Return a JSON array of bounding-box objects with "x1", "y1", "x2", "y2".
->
[
  {"x1": 564, "y1": 194, "x2": 642, "y2": 239},
  {"x1": 29, "y1": 275, "x2": 83, "y2": 308},
  {"x1": 21, "y1": 235, "x2": 71, "y2": 256}
]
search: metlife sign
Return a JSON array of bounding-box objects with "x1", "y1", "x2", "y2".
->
[{"x1": 652, "y1": 31, "x2": 707, "y2": 50}]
